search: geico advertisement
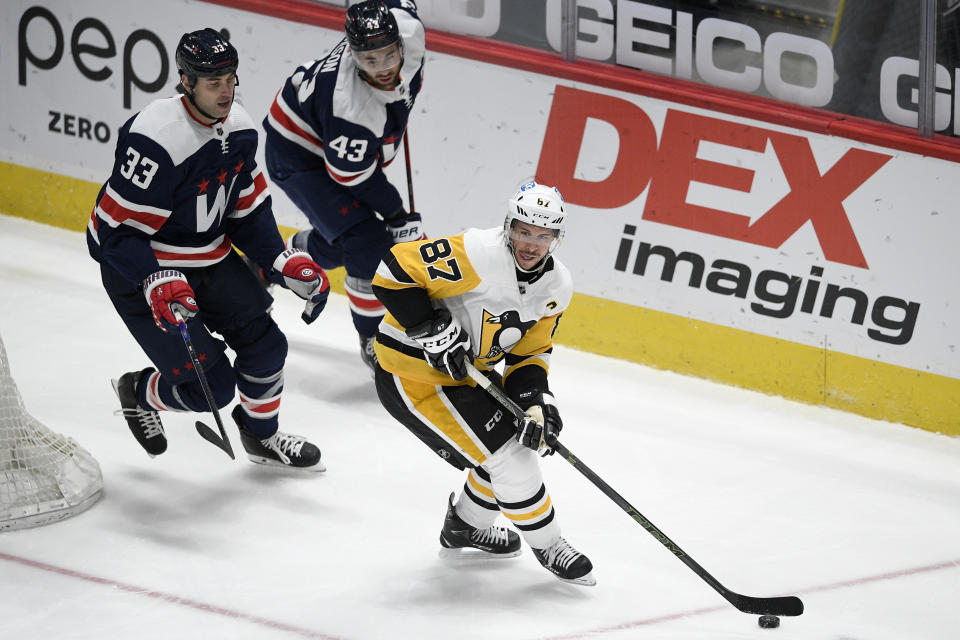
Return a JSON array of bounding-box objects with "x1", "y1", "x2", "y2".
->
[
  {"x1": 421, "y1": 0, "x2": 960, "y2": 137},
  {"x1": 2, "y1": 0, "x2": 958, "y2": 380}
]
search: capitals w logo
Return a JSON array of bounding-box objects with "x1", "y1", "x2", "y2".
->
[{"x1": 196, "y1": 171, "x2": 239, "y2": 232}]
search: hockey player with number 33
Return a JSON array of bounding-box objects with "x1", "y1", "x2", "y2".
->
[
  {"x1": 372, "y1": 181, "x2": 595, "y2": 586},
  {"x1": 87, "y1": 29, "x2": 329, "y2": 470}
]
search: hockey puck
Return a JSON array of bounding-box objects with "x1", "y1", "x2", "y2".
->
[{"x1": 758, "y1": 615, "x2": 780, "y2": 629}]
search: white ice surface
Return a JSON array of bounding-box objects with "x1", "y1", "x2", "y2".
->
[{"x1": 1, "y1": 214, "x2": 958, "y2": 640}]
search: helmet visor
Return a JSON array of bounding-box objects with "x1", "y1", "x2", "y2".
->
[
  {"x1": 353, "y1": 42, "x2": 402, "y2": 74},
  {"x1": 508, "y1": 220, "x2": 558, "y2": 248}
]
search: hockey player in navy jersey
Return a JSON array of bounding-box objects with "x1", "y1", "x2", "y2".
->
[
  {"x1": 371, "y1": 181, "x2": 595, "y2": 586},
  {"x1": 87, "y1": 28, "x2": 329, "y2": 470},
  {"x1": 263, "y1": 0, "x2": 426, "y2": 374}
]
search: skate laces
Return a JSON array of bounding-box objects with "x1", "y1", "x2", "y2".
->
[
  {"x1": 115, "y1": 407, "x2": 165, "y2": 439},
  {"x1": 471, "y1": 525, "x2": 511, "y2": 547},
  {"x1": 264, "y1": 431, "x2": 305, "y2": 464},
  {"x1": 542, "y1": 537, "x2": 581, "y2": 569}
]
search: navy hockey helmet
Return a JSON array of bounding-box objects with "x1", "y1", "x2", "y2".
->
[
  {"x1": 176, "y1": 28, "x2": 238, "y2": 87},
  {"x1": 345, "y1": 1, "x2": 401, "y2": 52}
]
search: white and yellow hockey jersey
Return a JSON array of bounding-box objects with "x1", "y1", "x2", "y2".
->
[{"x1": 373, "y1": 227, "x2": 573, "y2": 386}]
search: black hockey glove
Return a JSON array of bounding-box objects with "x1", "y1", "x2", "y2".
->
[
  {"x1": 405, "y1": 308, "x2": 473, "y2": 381},
  {"x1": 384, "y1": 209, "x2": 425, "y2": 243},
  {"x1": 516, "y1": 392, "x2": 562, "y2": 456}
]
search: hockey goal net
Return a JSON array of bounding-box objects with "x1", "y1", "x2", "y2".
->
[{"x1": 1, "y1": 334, "x2": 103, "y2": 531}]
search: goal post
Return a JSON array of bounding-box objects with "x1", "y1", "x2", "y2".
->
[{"x1": 1, "y1": 334, "x2": 103, "y2": 532}]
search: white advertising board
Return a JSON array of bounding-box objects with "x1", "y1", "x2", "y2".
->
[
  {"x1": 1, "y1": 0, "x2": 957, "y2": 383},
  {"x1": 538, "y1": 83, "x2": 960, "y2": 381}
]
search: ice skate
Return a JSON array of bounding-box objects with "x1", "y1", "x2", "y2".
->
[
  {"x1": 532, "y1": 537, "x2": 595, "y2": 586},
  {"x1": 359, "y1": 334, "x2": 378, "y2": 376},
  {"x1": 232, "y1": 405, "x2": 325, "y2": 471},
  {"x1": 111, "y1": 368, "x2": 167, "y2": 457},
  {"x1": 439, "y1": 493, "x2": 521, "y2": 558}
]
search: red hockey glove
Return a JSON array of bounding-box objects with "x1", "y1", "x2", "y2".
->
[
  {"x1": 272, "y1": 249, "x2": 330, "y2": 324},
  {"x1": 143, "y1": 270, "x2": 199, "y2": 332}
]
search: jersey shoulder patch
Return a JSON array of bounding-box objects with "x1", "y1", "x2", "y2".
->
[
  {"x1": 549, "y1": 260, "x2": 574, "y2": 313},
  {"x1": 394, "y1": 6, "x2": 426, "y2": 67},
  {"x1": 127, "y1": 97, "x2": 203, "y2": 166},
  {"x1": 533, "y1": 258, "x2": 573, "y2": 315},
  {"x1": 462, "y1": 227, "x2": 508, "y2": 278}
]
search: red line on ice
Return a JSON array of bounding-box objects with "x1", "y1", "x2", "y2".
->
[
  {"x1": 0, "y1": 551, "x2": 340, "y2": 640},
  {"x1": 533, "y1": 558, "x2": 960, "y2": 640},
  {"x1": 3, "y1": 550, "x2": 957, "y2": 639}
]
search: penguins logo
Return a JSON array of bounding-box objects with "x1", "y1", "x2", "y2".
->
[{"x1": 478, "y1": 309, "x2": 536, "y2": 360}]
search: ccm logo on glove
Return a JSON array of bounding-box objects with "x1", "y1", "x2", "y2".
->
[{"x1": 406, "y1": 308, "x2": 473, "y2": 380}]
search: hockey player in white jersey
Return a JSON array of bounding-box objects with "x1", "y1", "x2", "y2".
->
[
  {"x1": 371, "y1": 181, "x2": 595, "y2": 586},
  {"x1": 263, "y1": 0, "x2": 426, "y2": 374}
]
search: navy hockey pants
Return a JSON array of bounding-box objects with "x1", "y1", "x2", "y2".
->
[
  {"x1": 100, "y1": 250, "x2": 287, "y2": 438},
  {"x1": 265, "y1": 146, "x2": 392, "y2": 338}
]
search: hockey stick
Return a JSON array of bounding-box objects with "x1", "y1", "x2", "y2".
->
[
  {"x1": 174, "y1": 311, "x2": 235, "y2": 460},
  {"x1": 464, "y1": 361, "x2": 803, "y2": 617},
  {"x1": 402, "y1": 130, "x2": 415, "y2": 212}
]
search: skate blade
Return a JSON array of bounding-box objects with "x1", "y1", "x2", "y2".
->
[
  {"x1": 246, "y1": 454, "x2": 327, "y2": 472},
  {"x1": 438, "y1": 546, "x2": 522, "y2": 561},
  {"x1": 556, "y1": 570, "x2": 596, "y2": 587}
]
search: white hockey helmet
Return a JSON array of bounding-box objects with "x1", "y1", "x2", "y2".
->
[{"x1": 504, "y1": 181, "x2": 566, "y2": 269}]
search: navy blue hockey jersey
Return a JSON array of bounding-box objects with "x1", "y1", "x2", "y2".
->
[
  {"x1": 87, "y1": 95, "x2": 284, "y2": 285},
  {"x1": 263, "y1": 0, "x2": 425, "y2": 238}
]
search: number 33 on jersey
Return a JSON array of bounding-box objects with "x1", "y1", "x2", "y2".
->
[{"x1": 373, "y1": 227, "x2": 574, "y2": 385}]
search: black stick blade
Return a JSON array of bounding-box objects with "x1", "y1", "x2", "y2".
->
[
  {"x1": 733, "y1": 594, "x2": 804, "y2": 616},
  {"x1": 195, "y1": 421, "x2": 236, "y2": 459}
]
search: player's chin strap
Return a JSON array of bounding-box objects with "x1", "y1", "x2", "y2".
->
[
  {"x1": 505, "y1": 234, "x2": 552, "y2": 275},
  {"x1": 514, "y1": 257, "x2": 547, "y2": 275},
  {"x1": 357, "y1": 69, "x2": 402, "y2": 90},
  {"x1": 507, "y1": 242, "x2": 547, "y2": 275},
  {"x1": 179, "y1": 77, "x2": 238, "y2": 123},
  {"x1": 187, "y1": 94, "x2": 221, "y2": 122}
]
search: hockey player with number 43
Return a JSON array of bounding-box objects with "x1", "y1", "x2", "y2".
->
[
  {"x1": 263, "y1": 0, "x2": 426, "y2": 374},
  {"x1": 87, "y1": 28, "x2": 329, "y2": 470},
  {"x1": 372, "y1": 181, "x2": 595, "y2": 586}
]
